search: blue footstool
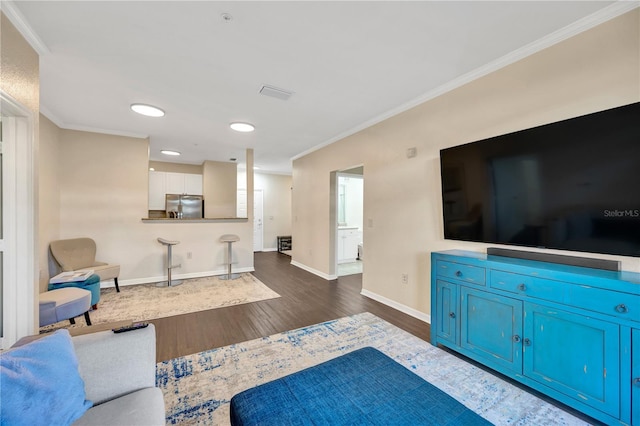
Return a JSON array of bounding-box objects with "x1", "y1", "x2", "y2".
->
[
  {"x1": 48, "y1": 273, "x2": 101, "y2": 308},
  {"x1": 230, "y1": 347, "x2": 491, "y2": 425}
]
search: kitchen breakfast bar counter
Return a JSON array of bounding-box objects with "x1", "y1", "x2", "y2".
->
[{"x1": 141, "y1": 217, "x2": 248, "y2": 223}]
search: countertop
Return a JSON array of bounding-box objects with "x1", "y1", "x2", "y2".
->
[{"x1": 141, "y1": 217, "x2": 248, "y2": 223}]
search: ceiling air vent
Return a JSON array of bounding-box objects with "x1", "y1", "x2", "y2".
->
[{"x1": 259, "y1": 85, "x2": 293, "y2": 101}]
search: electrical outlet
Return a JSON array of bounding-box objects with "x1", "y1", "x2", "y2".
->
[
  {"x1": 187, "y1": 252, "x2": 192, "y2": 259},
  {"x1": 401, "y1": 273, "x2": 409, "y2": 285}
]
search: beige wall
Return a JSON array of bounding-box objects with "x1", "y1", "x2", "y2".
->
[
  {"x1": 149, "y1": 160, "x2": 202, "y2": 174},
  {"x1": 43, "y1": 126, "x2": 254, "y2": 284},
  {"x1": 38, "y1": 115, "x2": 61, "y2": 291},
  {"x1": 0, "y1": 13, "x2": 39, "y2": 114},
  {"x1": 203, "y1": 160, "x2": 237, "y2": 218},
  {"x1": 292, "y1": 10, "x2": 640, "y2": 319},
  {"x1": 255, "y1": 173, "x2": 292, "y2": 250}
]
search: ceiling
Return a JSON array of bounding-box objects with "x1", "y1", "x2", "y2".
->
[{"x1": 7, "y1": 1, "x2": 628, "y2": 174}]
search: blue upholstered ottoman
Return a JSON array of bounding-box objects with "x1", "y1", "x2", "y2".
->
[
  {"x1": 48, "y1": 274, "x2": 101, "y2": 307},
  {"x1": 230, "y1": 347, "x2": 491, "y2": 425}
]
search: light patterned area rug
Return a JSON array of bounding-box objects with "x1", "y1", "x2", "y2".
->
[
  {"x1": 40, "y1": 273, "x2": 280, "y2": 333},
  {"x1": 157, "y1": 312, "x2": 591, "y2": 426}
]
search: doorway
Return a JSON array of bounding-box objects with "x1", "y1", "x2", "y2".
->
[{"x1": 335, "y1": 167, "x2": 364, "y2": 276}]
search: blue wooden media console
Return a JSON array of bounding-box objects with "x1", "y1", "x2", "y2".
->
[{"x1": 431, "y1": 250, "x2": 640, "y2": 425}]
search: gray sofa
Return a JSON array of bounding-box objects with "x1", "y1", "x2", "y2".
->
[
  {"x1": 72, "y1": 325, "x2": 165, "y2": 425},
  {"x1": 3, "y1": 324, "x2": 164, "y2": 425}
]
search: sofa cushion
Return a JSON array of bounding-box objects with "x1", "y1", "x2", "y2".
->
[
  {"x1": 73, "y1": 387, "x2": 165, "y2": 426},
  {"x1": 0, "y1": 330, "x2": 92, "y2": 425},
  {"x1": 78, "y1": 263, "x2": 120, "y2": 282}
]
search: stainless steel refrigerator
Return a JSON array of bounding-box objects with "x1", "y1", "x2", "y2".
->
[{"x1": 165, "y1": 194, "x2": 204, "y2": 219}]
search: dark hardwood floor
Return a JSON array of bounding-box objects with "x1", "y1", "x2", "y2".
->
[
  {"x1": 147, "y1": 252, "x2": 601, "y2": 424},
  {"x1": 150, "y1": 251, "x2": 430, "y2": 362}
]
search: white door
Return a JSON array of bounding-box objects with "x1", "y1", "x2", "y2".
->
[
  {"x1": 1, "y1": 92, "x2": 37, "y2": 348},
  {"x1": 237, "y1": 189, "x2": 247, "y2": 217},
  {"x1": 253, "y1": 190, "x2": 263, "y2": 252}
]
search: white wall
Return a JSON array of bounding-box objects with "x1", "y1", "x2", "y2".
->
[{"x1": 291, "y1": 10, "x2": 640, "y2": 320}]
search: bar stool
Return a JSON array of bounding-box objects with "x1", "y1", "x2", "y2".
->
[
  {"x1": 157, "y1": 238, "x2": 182, "y2": 287},
  {"x1": 220, "y1": 234, "x2": 241, "y2": 280}
]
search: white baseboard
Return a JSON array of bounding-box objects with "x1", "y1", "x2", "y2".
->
[
  {"x1": 360, "y1": 289, "x2": 431, "y2": 324},
  {"x1": 99, "y1": 267, "x2": 256, "y2": 288},
  {"x1": 290, "y1": 260, "x2": 338, "y2": 281}
]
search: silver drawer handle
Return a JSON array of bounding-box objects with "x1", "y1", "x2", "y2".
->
[
  {"x1": 634, "y1": 378, "x2": 640, "y2": 387},
  {"x1": 455, "y1": 270, "x2": 463, "y2": 277},
  {"x1": 449, "y1": 312, "x2": 456, "y2": 319},
  {"x1": 513, "y1": 335, "x2": 521, "y2": 343},
  {"x1": 615, "y1": 304, "x2": 628, "y2": 314},
  {"x1": 523, "y1": 338, "x2": 532, "y2": 346},
  {"x1": 517, "y1": 283, "x2": 526, "y2": 291}
]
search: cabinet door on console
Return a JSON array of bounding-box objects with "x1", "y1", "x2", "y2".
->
[
  {"x1": 461, "y1": 287, "x2": 523, "y2": 374},
  {"x1": 435, "y1": 280, "x2": 458, "y2": 345},
  {"x1": 523, "y1": 302, "x2": 620, "y2": 418},
  {"x1": 631, "y1": 328, "x2": 640, "y2": 426}
]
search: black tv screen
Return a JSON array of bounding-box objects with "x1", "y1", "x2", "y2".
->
[{"x1": 440, "y1": 102, "x2": 640, "y2": 258}]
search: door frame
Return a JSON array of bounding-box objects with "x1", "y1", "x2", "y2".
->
[
  {"x1": 1, "y1": 91, "x2": 37, "y2": 348},
  {"x1": 331, "y1": 166, "x2": 364, "y2": 277}
]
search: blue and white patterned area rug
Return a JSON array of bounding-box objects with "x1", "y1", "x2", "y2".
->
[{"x1": 156, "y1": 312, "x2": 590, "y2": 425}]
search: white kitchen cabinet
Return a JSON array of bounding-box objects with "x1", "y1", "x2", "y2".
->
[
  {"x1": 165, "y1": 172, "x2": 202, "y2": 195},
  {"x1": 165, "y1": 172, "x2": 184, "y2": 194},
  {"x1": 148, "y1": 171, "x2": 166, "y2": 210},
  {"x1": 149, "y1": 172, "x2": 203, "y2": 210},
  {"x1": 337, "y1": 227, "x2": 361, "y2": 264},
  {"x1": 184, "y1": 173, "x2": 203, "y2": 195}
]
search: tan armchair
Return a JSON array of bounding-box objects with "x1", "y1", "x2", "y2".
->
[{"x1": 49, "y1": 238, "x2": 121, "y2": 292}]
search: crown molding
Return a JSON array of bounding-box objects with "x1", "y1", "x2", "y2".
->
[
  {"x1": 292, "y1": 1, "x2": 639, "y2": 162},
  {"x1": 39, "y1": 104, "x2": 65, "y2": 127},
  {"x1": 61, "y1": 123, "x2": 149, "y2": 140},
  {"x1": 40, "y1": 105, "x2": 148, "y2": 139},
  {"x1": 1, "y1": 1, "x2": 50, "y2": 55}
]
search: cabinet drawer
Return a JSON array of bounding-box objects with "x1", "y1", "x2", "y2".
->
[
  {"x1": 566, "y1": 285, "x2": 640, "y2": 323},
  {"x1": 436, "y1": 261, "x2": 485, "y2": 286},
  {"x1": 490, "y1": 270, "x2": 561, "y2": 304}
]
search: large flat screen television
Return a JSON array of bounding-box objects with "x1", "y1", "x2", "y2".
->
[{"x1": 440, "y1": 102, "x2": 640, "y2": 258}]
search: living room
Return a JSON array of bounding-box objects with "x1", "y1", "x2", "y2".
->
[{"x1": 2, "y1": 2, "x2": 639, "y2": 425}]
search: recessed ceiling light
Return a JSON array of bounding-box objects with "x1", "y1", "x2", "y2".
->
[
  {"x1": 131, "y1": 103, "x2": 165, "y2": 117},
  {"x1": 149, "y1": 167, "x2": 155, "y2": 171},
  {"x1": 253, "y1": 166, "x2": 260, "y2": 170},
  {"x1": 230, "y1": 122, "x2": 255, "y2": 132},
  {"x1": 160, "y1": 150, "x2": 180, "y2": 156}
]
